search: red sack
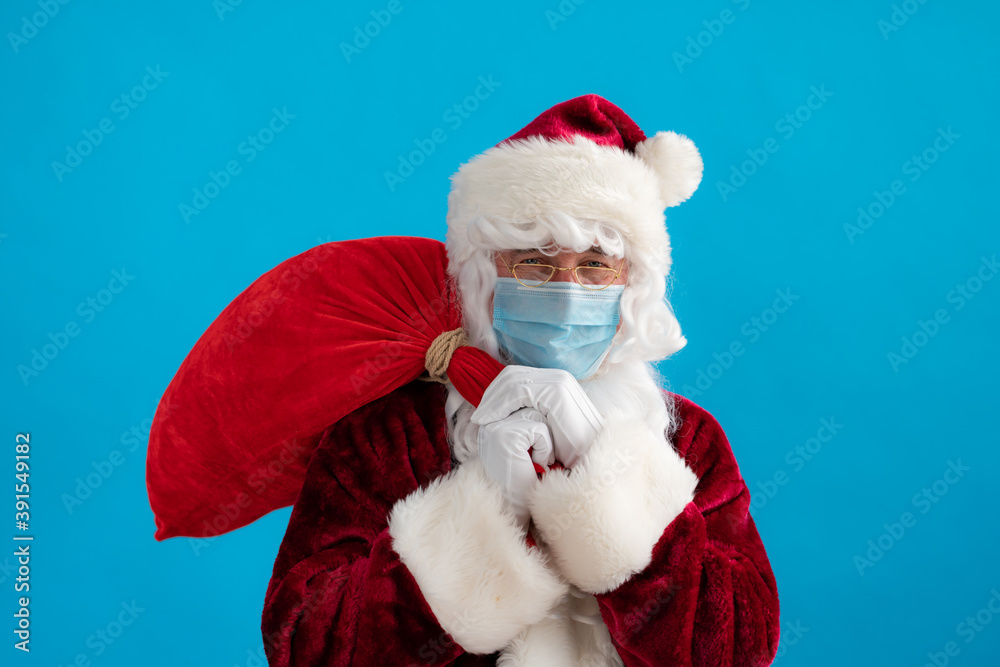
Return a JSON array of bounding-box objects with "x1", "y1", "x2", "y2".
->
[{"x1": 146, "y1": 236, "x2": 503, "y2": 540}]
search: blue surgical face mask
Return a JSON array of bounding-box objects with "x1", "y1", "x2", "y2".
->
[{"x1": 491, "y1": 277, "x2": 624, "y2": 380}]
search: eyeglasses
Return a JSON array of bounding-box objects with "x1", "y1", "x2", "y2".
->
[{"x1": 498, "y1": 253, "x2": 627, "y2": 291}]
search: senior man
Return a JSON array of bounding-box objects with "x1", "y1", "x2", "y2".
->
[{"x1": 261, "y1": 94, "x2": 780, "y2": 666}]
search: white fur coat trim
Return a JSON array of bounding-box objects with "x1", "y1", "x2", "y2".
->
[
  {"x1": 388, "y1": 458, "x2": 569, "y2": 655},
  {"x1": 528, "y1": 414, "x2": 700, "y2": 595},
  {"x1": 499, "y1": 585, "x2": 625, "y2": 666}
]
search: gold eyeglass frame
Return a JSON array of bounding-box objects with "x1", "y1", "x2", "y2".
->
[{"x1": 497, "y1": 253, "x2": 627, "y2": 291}]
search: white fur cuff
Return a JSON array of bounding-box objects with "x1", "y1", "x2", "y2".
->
[
  {"x1": 529, "y1": 416, "x2": 700, "y2": 594},
  {"x1": 388, "y1": 458, "x2": 569, "y2": 655}
]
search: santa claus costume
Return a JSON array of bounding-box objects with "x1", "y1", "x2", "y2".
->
[{"x1": 260, "y1": 94, "x2": 781, "y2": 666}]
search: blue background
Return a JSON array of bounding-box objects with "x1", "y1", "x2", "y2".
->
[{"x1": 2, "y1": 0, "x2": 998, "y2": 665}]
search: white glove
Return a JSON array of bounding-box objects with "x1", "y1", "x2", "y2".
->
[
  {"x1": 478, "y1": 407, "x2": 555, "y2": 530},
  {"x1": 471, "y1": 366, "x2": 605, "y2": 470}
]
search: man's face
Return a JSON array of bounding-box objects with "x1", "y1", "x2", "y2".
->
[{"x1": 490, "y1": 245, "x2": 629, "y2": 333}]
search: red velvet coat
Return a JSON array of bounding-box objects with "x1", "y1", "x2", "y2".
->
[{"x1": 261, "y1": 380, "x2": 779, "y2": 666}]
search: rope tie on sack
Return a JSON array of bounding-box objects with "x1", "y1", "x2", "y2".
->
[{"x1": 421, "y1": 327, "x2": 469, "y2": 383}]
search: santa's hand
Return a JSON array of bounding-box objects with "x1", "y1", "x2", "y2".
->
[
  {"x1": 472, "y1": 365, "x2": 605, "y2": 470},
  {"x1": 478, "y1": 407, "x2": 555, "y2": 531}
]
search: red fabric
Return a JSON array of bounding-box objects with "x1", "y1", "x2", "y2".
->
[
  {"x1": 500, "y1": 94, "x2": 648, "y2": 153},
  {"x1": 145, "y1": 236, "x2": 503, "y2": 541},
  {"x1": 261, "y1": 379, "x2": 779, "y2": 666}
]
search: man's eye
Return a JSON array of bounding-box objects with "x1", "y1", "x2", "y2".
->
[
  {"x1": 520, "y1": 258, "x2": 543, "y2": 265},
  {"x1": 582, "y1": 260, "x2": 607, "y2": 268}
]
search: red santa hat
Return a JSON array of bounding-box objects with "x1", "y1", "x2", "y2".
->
[{"x1": 444, "y1": 93, "x2": 703, "y2": 274}]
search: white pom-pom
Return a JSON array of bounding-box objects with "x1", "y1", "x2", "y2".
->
[{"x1": 635, "y1": 131, "x2": 704, "y2": 208}]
